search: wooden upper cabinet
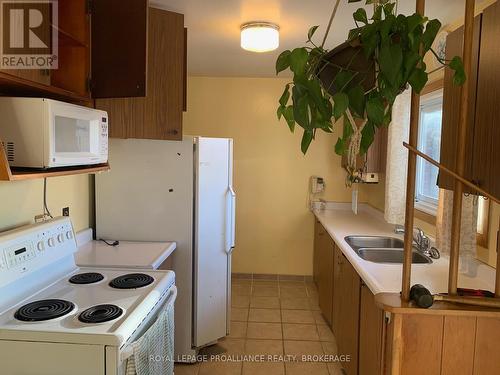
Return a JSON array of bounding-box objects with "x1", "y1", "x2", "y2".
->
[
  {"x1": 90, "y1": 0, "x2": 148, "y2": 98},
  {"x1": 440, "y1": 6, "x2": 500, "y2": 199},
  {"x1": 52, "y1": 0, "x2": 91, "y2": 98},
  {"x1": 473, "y1": 2, "x2": 500, "y2": 197},
  {"x1": 96, "y1": 8, "x2": 185, "y2": 140},
  {"x1": 0, "y1": 0, "x2": 91, "y2": 102},
  {"x1": 439, "y1": 15, "x2": 482, "y2": 192}
]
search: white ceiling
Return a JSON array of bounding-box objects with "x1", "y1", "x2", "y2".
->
[{"x1": 151, "y1": 0, "x2": 481, "y2": 77}]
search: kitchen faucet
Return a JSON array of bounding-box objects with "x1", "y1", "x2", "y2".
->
[{"x1": 394, "y1": 225, "x2": 440, "y2": 259}]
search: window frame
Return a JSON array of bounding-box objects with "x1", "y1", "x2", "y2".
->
[
  {"x1": 413, "y1": 80, "x2": 491, "y2": 249},
  {"x1": 415, "y1": 88, "x2": 444, "y2": 216}
]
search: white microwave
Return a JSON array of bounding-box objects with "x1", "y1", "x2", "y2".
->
[{"x1": 0, "y1": 97, "x2": 108, "y2": 169}]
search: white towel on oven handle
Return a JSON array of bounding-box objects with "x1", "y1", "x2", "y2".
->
[{"x1": 125, "y1": 286, "x2": 177, "y2": 375}]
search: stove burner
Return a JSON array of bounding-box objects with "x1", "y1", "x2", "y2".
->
[
  {"x1": 15, "y1": 299, "x2": 75, "y2": 322},
  {"x1": 78, "y1": 304, "x2": 123, "y2": 323},
  {"x1": 69, "y1": 272, "x2": 104, "y2": 285},
  {"x1": 109, "y1": 273, "x2": 154, "y2": 289}
]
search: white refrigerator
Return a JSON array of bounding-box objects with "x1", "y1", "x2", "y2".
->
[{"x1": 95, "y1": 136, "x2": 236, "y2": 359}]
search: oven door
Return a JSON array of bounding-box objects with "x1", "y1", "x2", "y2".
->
[
  {"x1": 117, "y1": 285, "x2": 177, "y2": 374},
  {"x1": 47, "y1": 100, "x2": 108, "y2": 168}
]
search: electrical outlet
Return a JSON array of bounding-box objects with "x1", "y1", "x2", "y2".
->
[{"x1": 62, "y1": 207, "x2": 70, "y2": 217}]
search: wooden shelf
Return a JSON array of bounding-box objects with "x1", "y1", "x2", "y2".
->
[
  {"x1": 0, "y1": 141, "x2": 109, "y2": 181},
  {"x1": 1, "y1": 163, "x2": 110, "y2": 182},
  {"x1": 0, "y1": 72, "x2": 91, "y2": 104},
  {"x1": 375, "y1": 292, "x2": 500, "y2": 318},
  {"x1": 8, "y1": 164, "x2": 109, "y2": 181}
]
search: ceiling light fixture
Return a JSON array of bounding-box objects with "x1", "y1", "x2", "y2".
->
[{"x1": 240, "y1": 22, "x2": 280, "y2": 53}]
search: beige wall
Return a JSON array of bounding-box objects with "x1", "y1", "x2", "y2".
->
[
  {"x1": 184, "y1": 76, "x2": 365, "y2": 276},
  {"x1": 0, "y1": 175, "x2": 93, "y2": 233}
]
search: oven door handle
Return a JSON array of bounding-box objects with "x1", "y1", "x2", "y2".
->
[{"x1": 120, "y1": 286, "x2": 177, "y2": 362}]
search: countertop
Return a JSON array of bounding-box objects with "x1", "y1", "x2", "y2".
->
[
  {"x1": 75, "y1": 228, "x2": 176, "y2": 270},
  {"x1": 313, "y1": 203, "x2": 496, "y2": 295}
]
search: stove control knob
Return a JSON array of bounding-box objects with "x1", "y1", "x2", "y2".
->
[
  {"x1": 66, "y1": 231, "x2": 74, "y2": 240},
  {"x1": 48, "y1": 238, "x2": 56, "y2": 247},
  {"x1": 37, "y1": 241, "x2": 45, "y2": 251},
  {"x1": 57, "y1": 234, "x2": 64, "y2": 243}
]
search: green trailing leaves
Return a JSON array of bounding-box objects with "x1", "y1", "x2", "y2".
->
[
  {"x1": 289, "y1": 48, "x2": 309, "y2": 77},
  {"x1": 274, "y1": 0, "x2": 465, "y2": 167},
  {"x1": 366, "y1": 97, "x2": 384, "y2": 125},
  {"x1": 347, "y1": 84, "x2": 365, "y2": 117},
  {"x1": 422, "y1": 19, "x2": 441, "y2": 52},
  {"x1": 360, "y1": 122, "x2": 375, "y2": 154},
  {"x1": 301, "y1": 130, "x2": 314, "y2": 154},
  {"x1": 379, "y1": 44, "x2": 403, "y2": 86},
  {"x1": 276, "y1": 50, "x2": 291, "y2": 74},
  {"x1": 308, "y1": 25, "x2": 319, "y2": 42},
  {"x1": 449, "y1": 56, "x2": 466, "y2": 85},
  {"x1": 353, "y1": 8, "x2": 368, "y2": 24},
  {"x1": 408, "y1": 67, "x2": 428, "y2": 93},
  {"x1": 283, "y1": 106, "x2": 295, "y2": 132},
  {"x1": 279, "y1": 84, "x2": 290, "y2": 107},
  {"x1": 334, "y1": 137, "x2": 345, "y2": 155},
  {"x1": 333, "y1": 93, "x2": 349, "y2": 120}
]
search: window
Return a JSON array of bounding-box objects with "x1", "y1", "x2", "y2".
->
[
  {"x1": 415, "y1": 89, "x2": 443, "y2": 215},
  {"x1": 477, "y1": 197, "x2": 490, "y2": 248}
]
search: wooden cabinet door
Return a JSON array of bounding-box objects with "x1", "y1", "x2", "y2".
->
[
  {"x1": 96, "y1": 8, "x2": 185, "y2": 140},
  {"x1": 141, "y1": 8, "x2": 184, "y2": 140},
  {"x1": 91, "y1": 0, "x2": 148, "y2": 98},
  {"x1": 473, "y1": 2, "x2": 500, "y2": 197},
  {"x1": 359, "y1": 285, "x2": 384, "y2": 375},
  {"x1": 335, "y1": 248, "x2": 361, "y2": 375},
  {"x1": 365, "y1": 125, "x2": 388, "y2": 173},
  {"x1": 318, "y1": 232, "x2": 334, "y2": 326},
  {"x1": 52, "y1": 0, "x2": 91, "y2": 98},
  {"x1": 332, "y1": 245, "x2": 343, "y2": 334},
  {"x1": 313, "y1": 220, "x2": 322, "y2": 284},
  {"x1": 438, "y1": 15, "x2": 481, "y2": 192}
]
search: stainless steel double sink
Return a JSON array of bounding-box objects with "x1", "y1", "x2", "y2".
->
[{"x1": 344, "y1": 236, "x2": 432, "y2": 264}]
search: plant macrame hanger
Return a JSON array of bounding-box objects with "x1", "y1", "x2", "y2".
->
[
  {"x1": 321, "y1": 0, "x2": 367, "y2": 185},
  {"x1": 321, "y1": 0, "x2": 369, "y2": 184}
]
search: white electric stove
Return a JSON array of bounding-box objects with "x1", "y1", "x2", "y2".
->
[{"x1": 0, "y1": 217, "x2": 176, "y2": 375}]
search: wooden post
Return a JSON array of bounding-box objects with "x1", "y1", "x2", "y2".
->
[
  {"x1": 496, "y1": 221, "x2": 500, "y2": 297},
  {"x1": 401, "y1": 0, "x2": 425, "y2": 302},
  {"x1": 448, "y1": 0, "x2": 476, "y2": 295}
]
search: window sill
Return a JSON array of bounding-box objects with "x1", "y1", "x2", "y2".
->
[{"x1": 414, "y1": 202, "x2": 437, "y2": 226}]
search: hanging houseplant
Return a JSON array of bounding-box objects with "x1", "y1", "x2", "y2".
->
[{"x1": 275, "y1": 0, "x2": 465, "y2": 185}]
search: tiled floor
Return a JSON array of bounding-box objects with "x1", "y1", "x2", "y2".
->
[{"x1": 174, "y1": 278, "x2": 346, "y2": 375}]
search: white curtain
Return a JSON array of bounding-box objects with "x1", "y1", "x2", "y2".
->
[
  {"x1": 436, "y1": 189, "x2": 478, "y2": 276},
  {"x1": 384, "y1": 89, "x2": 411, "y2": 224},
  {"x1": 383, "y1": 90, "x2": 478, "y2": 275}
]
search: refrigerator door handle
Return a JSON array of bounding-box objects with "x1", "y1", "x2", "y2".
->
[{"x1": 225, "y1": 186, "x2": 236, "y2": 254}]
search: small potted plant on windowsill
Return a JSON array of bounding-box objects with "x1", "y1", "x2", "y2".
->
[{"x1": 275, "y1": 0, "x2": 465, "y2": 185}]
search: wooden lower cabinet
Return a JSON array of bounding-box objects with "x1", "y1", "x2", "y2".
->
[
  {"x1": 333, "y1": 246, "x2": 361, "y2": 375},
  {"x1": 383, "y1": 311, "x2": 500, "y2": 375},
  {"x1": 313, "y1": 220, "x2": 322, "y2": 284},
  {"x1": 359, "y1": 285, "x2": 384, "y2": 375},
  {"x1": 313, "y1": 220, "x2": 500, "y2": 375},
  {"x1": 314, "y1": 220, "x2": 335, "y2": 326}
]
